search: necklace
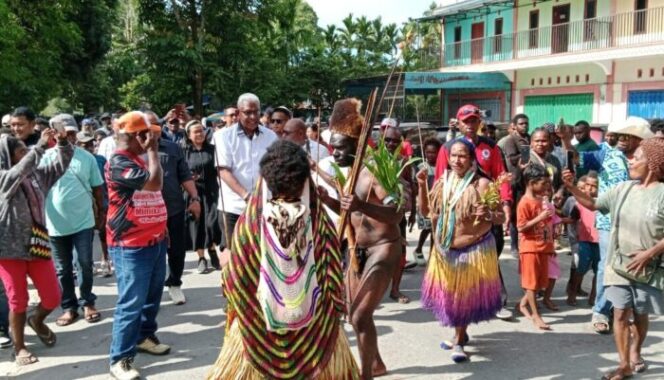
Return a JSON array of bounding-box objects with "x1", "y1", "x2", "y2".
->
[{"x1": 434, "y1": 170, "x2": 475, "y2": 252}]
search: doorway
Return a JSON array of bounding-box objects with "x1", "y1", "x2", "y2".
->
[
  {"x1": 471, "y1": 22, "x2": 484, "y2": 63},
  {"x1": 552, "y1": 4, "x2": 570, "y2": 53}
]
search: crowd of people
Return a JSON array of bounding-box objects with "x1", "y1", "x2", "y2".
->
[{"x1": 0, "y1": 96, "x2": 663, "y2": 380}]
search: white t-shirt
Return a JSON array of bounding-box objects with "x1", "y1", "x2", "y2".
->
[
  {"x1": 97, "y1": 136, "x2": 117, "y2": 161},
  {"x1": 213, "y1": 123, "x2": 278, "y2": 215}
]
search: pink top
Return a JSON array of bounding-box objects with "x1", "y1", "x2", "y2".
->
[{"x1": 577, "y1": 203, "x2": 599, "y2": 243}]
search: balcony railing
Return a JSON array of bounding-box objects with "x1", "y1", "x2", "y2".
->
[{"x1": 440, "y1": 7, "x2": 664, "y2": 68}]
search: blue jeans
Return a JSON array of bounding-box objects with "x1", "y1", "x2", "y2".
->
[
  {"x1": 593, "y1": 229, "x2": 613, "y2": 318},
  {"x1": 109, "y1": 240, "x2": 167, "y2": 364},
  {"x1": 51, "y1": 228, "x2": 97, "y2": 311}
]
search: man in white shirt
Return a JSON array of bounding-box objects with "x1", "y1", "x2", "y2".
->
[
  {"x1": 213, "y1": 93, "x2": 278, "y2": 254},
  {"x1": 97, "y1": 116, "x2": 121, "y2": 160},
  {"x1": 282, "y1": 118, "x2": 330, "y2": 163}
]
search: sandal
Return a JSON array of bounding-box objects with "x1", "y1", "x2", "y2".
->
[
  {"x1": 601, "y1": 368, "x2": 633, "y2": 380},
  {"x1": 55, "y1": 310, "x2": 79, "y2": 327},
  {"x1": 27, "y1": 316, "x2": 57, "y2": 347},
  {"x1": 450, "y1": 345, "x2": 468, "y2": 363},
  {"x1": 84, "y1": 308, "x2": 101, "y2": 323},
  {"x1": 631, "y1": 358, "x2": 647, "y2": 373},
  {"x1": 13, "y1": 350, "x2": 39, "y2": 366},
  {"x1": 592, "y1": 321, "x2": 610, "y2": 334},
  {"x1": 389, "y1": 292, "x2": 410, "y2": 304},
  {"x1": 440, "y1": 332, "x2": 470, "y2": 350}
]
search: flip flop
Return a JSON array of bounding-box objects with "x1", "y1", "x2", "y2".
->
[
  {"x1": 450, "y1": 345, "x2": 468, "y2": 363},
  {"x1": 440, "y1": 333, "x2": 470, "y2": 350},
  {"x1": 631, "y1": 358, "x2": 647, "y2": 373},
  {"x1": 592, "y1": 321, "x2": 610, "y2": 334},
  {"x1": 13, "y1": 351, "x2": 39, "y2": 366},
  {"x1": 55, "y1": 311, "x2": 79, "y2": 327},
  {"x1": 27, "y1": 316, "x2": 56, "y2": 347},
  {"x1": 389, "y1": 293, "x2": 410, "y2": 304},
  {"x1": 85, "y1": 311, "x2": 101, "y2": 323}
]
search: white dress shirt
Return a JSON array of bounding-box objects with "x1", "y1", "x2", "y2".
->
[
  {"x1": 213, "y1": 123, "x2": 278, "y2": 215},
  {"x1": 313, "y1": 156, "x2": 349, "y2": 227},
  {"x1": 303, "y1": 139, "x2": 330, "y2": 162},
  {"x1": 97, "y1": 135, "x2": 117, "y2": 161}
]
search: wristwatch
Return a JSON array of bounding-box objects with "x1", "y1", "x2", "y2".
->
[{"x1": 190, "y1": 196, "x2": 201, "y2": 203}]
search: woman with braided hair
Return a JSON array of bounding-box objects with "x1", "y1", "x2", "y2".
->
[
  {"x1": 207, "y1": 140, "x2": 359, "y2": 379},
  {"x1": 416, "y1": 139, "x2": 504, "y2": 363},
  {"x1": 563, "y1": 137, "x2": 664, "y2": 380}
]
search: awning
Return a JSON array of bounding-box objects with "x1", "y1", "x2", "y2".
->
[{"x1": 404, "y1": 72, "x2": 511, "y2": 91}]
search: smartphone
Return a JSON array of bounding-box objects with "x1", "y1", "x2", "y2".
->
[
  {"x1": 174, "y1": 103, "x2": 186, "y2": 119},
  {"x1": 567, "y1": 150, "x2": 575, "y2": 173},
  {"x1": 519, "y1": 146, "x2": 530, "y2": 164}
]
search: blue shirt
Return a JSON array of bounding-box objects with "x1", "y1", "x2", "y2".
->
[
  {"x1": 42, "y1": 147, "x2": 104, "y2": 236},
  {"x1": 580, "y1": 143, "x2": 628, "y2": 231},
  {"x1": 94, "y1": 154, "x2": 108, "y2": 209},
  {"x1": 162, "y1": 127, "x2": 187, "y2": 145}
]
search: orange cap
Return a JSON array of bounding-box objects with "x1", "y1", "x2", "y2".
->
[{"x1": 117, "y1": 111, "x2": 162, "y2": 134}]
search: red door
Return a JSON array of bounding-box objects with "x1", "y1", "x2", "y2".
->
[
  {"x1": 471, "y1": 22, "x2": 484, "y2": 63},
  {"x1": 552, "y1": 4, "x2": 570, "y2": 53}
]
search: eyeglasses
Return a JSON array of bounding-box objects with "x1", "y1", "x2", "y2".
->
[
  {"x1": 270, "y1": 119, "x2": 286, "y2": 124},
  {"x1": 241, "y1": 110, "x2": 259, "y2": 116},
  {"x1": 617, "y1": 134, "x2": 632, "y2": 140}
]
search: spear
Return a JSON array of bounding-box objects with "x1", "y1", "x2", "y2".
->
[{"x1": 336, "y1": 88, "x2": 378, "y2": 239}]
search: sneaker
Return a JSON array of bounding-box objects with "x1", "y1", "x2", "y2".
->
[
  {"x1": 451, "y1": 345, "x2": 468, "y2": 363},
  {"x1": 137, "y1": 335, "x2": 171, "y2": 356},
  {"x1": 197, "y1": 257, "x2": 208, "y2": 274},
  {"x1": 99, "y1": 261, "x2": 112, "y2": 278},
  {"x1": 168, "y1": 286, "x2": 186, "y2": 305},
  {"x1": 0, "y1": 328, "x2": 12, "y2": 349},
  {"x1": 404, "y1": 261, "x2": 417, "y2": 270},
  {"x1": 495, "y1": 307, "x2": 513, "y2": 320},
  {"x1": 110, "y1": 357, "x2": 141, "y2": 380}
]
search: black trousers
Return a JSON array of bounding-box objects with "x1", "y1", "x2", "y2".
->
[
  {"x1": 492, "y1": 224, "x2": 508, "y2": 306},
  {"x1": 165, "y1": 211, "x2": 186, "y2": 287},
  {"x1": 218, "y1": 211, "x2": 240, "y2": 249}
]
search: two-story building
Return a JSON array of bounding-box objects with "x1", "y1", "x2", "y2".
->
[{"x1": 410, "y1": 0, "x2": 664, "y2": 129}]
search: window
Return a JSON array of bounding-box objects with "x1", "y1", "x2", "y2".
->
[
  {"x1": 635, "y1": 0, "x2": 647, "y2": 34},
  {"x1": 494, "y1": 18, "x2": 503, "y2": 53},
  {"x1": 454, "y1": 26, "x2": 462, "y2": 59},
  {"x1": 584, "y1": 0, "x2": 597, "y2": 41},
  {"x1": 529, "y1": 10, "x2": 539, "y2": 48}
]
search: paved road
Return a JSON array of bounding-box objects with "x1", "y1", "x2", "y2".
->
[{"x1": 1, "y1": 232, "x2": 663, "y2": 379}]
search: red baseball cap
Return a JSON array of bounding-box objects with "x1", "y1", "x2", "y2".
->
[
  {"x1": 456, "y1": 104, "x2": 481, "y2": 122},
  {"x1": 117, "y1": 111, "x2": 162, "y2": 134}
]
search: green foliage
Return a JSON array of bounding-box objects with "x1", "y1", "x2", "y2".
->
[{"x1": 363, "y1": 139, "x2": 420, "y2": 209}]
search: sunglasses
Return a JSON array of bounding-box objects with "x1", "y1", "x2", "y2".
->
[
  {"x1": 459, "y1": 108, "x2": 480, "y2": 116},
  {"x1": 271, "y1": 119, "x2": 286, "y2": 124}
]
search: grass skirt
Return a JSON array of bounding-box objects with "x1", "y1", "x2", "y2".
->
[
  {"x1": 206, "y1": 320, "x2": 360, "y2": 380},
  {"x1": 421, "y1": 232, "x2": 502, "y2": 327}
]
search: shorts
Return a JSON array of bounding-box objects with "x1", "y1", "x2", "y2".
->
[
  {"x1": 520, "y1": 252, "x2": 549, "y2": 291},
  {"x1": 605, "y1": 283, "x2": 664, "y2": 315},
  {"x1": 548, "y1": 254, "x2": 560, "y2": 280},
  {"x1": 575, "y1": 241, "x2": 599, "y2": 275}
]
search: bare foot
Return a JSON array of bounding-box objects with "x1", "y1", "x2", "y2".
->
[
  {"x1": 543, "y1": 299, "x2": 559, "y2": 311},
  {"x1": 532, "y1": 316, "x2": 551, "y2": 331},
  {"x1": 566, "y1": 296, "x2": 577, "y2": 306},
  {"x1": 517, "y1": 303, "x2": 532, "y2": 319},
  {"x1": 371, "y1": 362, "x2": 388, "y2": 377}
]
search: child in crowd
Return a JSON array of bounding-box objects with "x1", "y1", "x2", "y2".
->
[
  {"x1": 561, "y1": 177, "x2": 586, "y2": 297},
  {"x1": 542, "y1": 186, "x2": 562, "y2": 311},
  {"x1": 566, "y1": 172, "x2": 600, "y2": 306},
  {"x1": 517, "y1": 164, "x2": 555, "y2": 330}
]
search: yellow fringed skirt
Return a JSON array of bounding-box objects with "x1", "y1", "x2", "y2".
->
[{"x1": 206, "y1": 321, "x2": 360, "y2": 380}]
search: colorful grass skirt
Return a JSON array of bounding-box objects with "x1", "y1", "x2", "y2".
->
[{"x1": 421, "y1": 232, "x2": 502, "y2": 327}]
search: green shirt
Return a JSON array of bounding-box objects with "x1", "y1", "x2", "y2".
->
[
  {"x1": 595, "y1": 181, "x2": 664, "y2": 286},
  {"x1": 42, "y1": 147, "x2": 104, "y2": 236}
]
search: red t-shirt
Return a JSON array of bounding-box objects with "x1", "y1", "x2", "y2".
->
[
  {"x1": 434, "y1": 136, "x2": 512, "y2": 202},
  {"x1": 105, "y1": 150, "x2": 167, "y2": 247},
  {"x1": 517, "y1": 195, "x2": 555, "y2": 254},
  {"x1": 577, "y1": 203, "x2": 599, "y2": 243}
]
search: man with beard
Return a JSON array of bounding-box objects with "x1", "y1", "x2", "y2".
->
[{"x1": 317, "y1": 98, "x2": 401, "y2": 379}]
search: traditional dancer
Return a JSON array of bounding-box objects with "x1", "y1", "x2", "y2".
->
[
  {"x1": 417, "y1": 139, "x2": 504, "y2": 362},
  {"x1": 207, "y1": 140, "x2": 359, "y2": 380},
  {"x1": 318, "y1": 98, "x2": 404, "y2": 379}
]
